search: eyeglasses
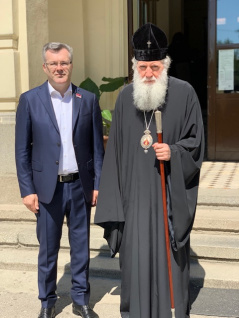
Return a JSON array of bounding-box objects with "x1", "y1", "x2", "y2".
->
[{"x1": 45, "y1": 61, "x2": 72, "y2": 69}]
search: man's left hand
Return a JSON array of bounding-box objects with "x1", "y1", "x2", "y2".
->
[
  {"x1": 91, "y1": 190, "x2": 99, "y2": 206},
  {"x1": 152, "y1": 142, "x2": 171, "y2": 161}
]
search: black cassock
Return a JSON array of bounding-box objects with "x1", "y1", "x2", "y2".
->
[{"x1": 95, "y1": 77, "x2": 204, "y2": 318}]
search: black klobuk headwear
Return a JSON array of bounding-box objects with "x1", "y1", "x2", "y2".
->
[{"x1": 132, "y1": 23, "x2": 168, "y2": 61}]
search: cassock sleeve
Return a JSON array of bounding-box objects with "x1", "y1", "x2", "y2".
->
[
  {"x1": 94, "y1": 94, "x2": 125, "y2": 257},
  {"x1": 167, "y1": 85, "x2": 204, "y2": 250}
]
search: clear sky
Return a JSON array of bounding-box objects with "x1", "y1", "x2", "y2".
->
[{"x1": 217, "y1": 0, "x2": 239, "y2": 44}]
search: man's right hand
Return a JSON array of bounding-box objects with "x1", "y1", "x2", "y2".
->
[{"x1": 23, "y1": 194, "x2": 39, "y2": 214}]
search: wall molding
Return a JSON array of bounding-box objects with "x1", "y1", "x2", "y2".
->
[
  {"x1": 0, "y1": 34, "x2": 18, "y2": 40},
  {"x1": 0, "y1": 39, "x2": 18, "y2": 49}
]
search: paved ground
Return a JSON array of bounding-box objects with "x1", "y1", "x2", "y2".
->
[
  {"x1": 199, "y1": 161, "x2": 239, "y2": 190},
  {"x1": 1, "y1": 268, "x2": 238, "y2": 318},
  {"x1": 198, "y1": 161, "x2": 239, "y2": 206}
]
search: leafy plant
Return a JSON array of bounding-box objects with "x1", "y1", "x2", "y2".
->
[
  {"x1": 101, "y1": 109, "x2": 112, "y2": 135},
  {"x1": 79, "y1": 76, "x2": 127, "y2": 135}
]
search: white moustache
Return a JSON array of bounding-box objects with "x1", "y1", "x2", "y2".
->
[
  {"x1": 141, "y1": 76, "x2": 157, "y2": 83},
  {"x1": 133, "y1": 69, "x2": 168, "y2": 112}
]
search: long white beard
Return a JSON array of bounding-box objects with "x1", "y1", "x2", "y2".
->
[{"x1": 133, "y1": 67, "x2": 168, "y2": 112}]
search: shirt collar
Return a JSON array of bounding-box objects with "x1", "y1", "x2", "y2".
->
[{"x1": 48, "y1": 82, "x2": 72, "y2": 97}]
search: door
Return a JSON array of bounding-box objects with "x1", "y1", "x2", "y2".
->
[{"x1": 208, "y1": 0, "x2": 239, "y2": 160}]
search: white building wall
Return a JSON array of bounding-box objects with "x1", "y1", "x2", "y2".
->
[
  {"x1": 0, "y1": 0, "x2": 128, "y2": 174},
  {"x1": 0, "y1": 0, "x2": 20, "y2": 112}
]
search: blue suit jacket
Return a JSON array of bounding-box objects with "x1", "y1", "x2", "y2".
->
[{"x1": 15, "y1": 81, "x2": 104, "y2": 204}]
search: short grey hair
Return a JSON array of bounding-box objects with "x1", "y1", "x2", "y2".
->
[
  {"x1": 42, "y1": 42, "x2": 73, "y2": 63},
  {"x1": 132, "y1": 56, "x2": 171, "y2": 71}
]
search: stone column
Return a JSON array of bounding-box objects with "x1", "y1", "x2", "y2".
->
[
  {"x1": 26, "y1": 0, "x2": 48, "y2": 90},
  {"x1": 0, "y1": 0, "x2": 19, "y2": 174},
  {"x1": 0, "y1": 0, "x2": 19, "y2": 113},
  {"x1": 0, "y1": 0, "x2": 48, "y2": 174}
]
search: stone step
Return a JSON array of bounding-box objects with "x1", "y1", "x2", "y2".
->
[
  {"x1": 193, "y1": 205, "x2": 239, "y2": 233},
  {"x1": 198, "y1": 187, "x2": 239, "y2": 207},
  {"x1": 0, "y1": 204, "x2": 33, "y2": 222},
  {"x1": 0, "y1": 247, "x2": 119, "y2": 279},
  {"x1": 0, "y1": 246, "x2": 238, "y2": 290},
  {"x1": 0, "y1": 220, "x2": 108, "y2": 252},
  {"x1": 1, "y1": 204, "x2": 239, "y2": 233},
  {"x1": 0, "y1": 220, "x2": 238, "y2": 262},
  {"x1": 191, "y1": 232, "x2": 239, "y2": 261}
]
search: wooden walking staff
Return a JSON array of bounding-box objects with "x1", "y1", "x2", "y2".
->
[{"x1": 155, "y1": 110, "x2": 176, "y2": 318}]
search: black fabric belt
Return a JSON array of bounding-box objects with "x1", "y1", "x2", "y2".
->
[{"x1": 57, "y1": 173, "x2": 79, "y2": 183}]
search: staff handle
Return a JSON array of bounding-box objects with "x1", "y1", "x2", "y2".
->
[{"x1": 155, "y1": 110, "x2": 175, "y2": 318}]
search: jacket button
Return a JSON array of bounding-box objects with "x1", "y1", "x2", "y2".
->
[
  {"x1": 56, "y1": 161, "x2": 59, "y2": 165},
  {"x1": 57, "y1": 143, "x2": 60, "y2": 147}
]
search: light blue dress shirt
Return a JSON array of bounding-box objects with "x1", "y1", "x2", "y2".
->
[{"x1": 48, "y1": 82, "x2": 78, "y2": 175}]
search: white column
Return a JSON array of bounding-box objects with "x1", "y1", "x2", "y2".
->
[
  {"x1": 26, "y1": 0, "x2": 48, "y2": 89},
  {"x1": 0, "y1": 0, "x2": 19, "y2": 112}
]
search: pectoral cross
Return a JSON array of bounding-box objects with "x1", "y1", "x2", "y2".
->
[{"x1": 147, "y1": 40, "x2": 152, "y2": 48}]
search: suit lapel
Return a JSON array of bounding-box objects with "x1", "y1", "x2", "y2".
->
[
  {"x1": 72, "y1": 84, "x2": 83, "y2": 130},
  {"x1": 37, "y1": 81, "x2": 60, "y2": 133},
  {"x1": 37, "y1": 82, "x2": 82, "y2": 133}
]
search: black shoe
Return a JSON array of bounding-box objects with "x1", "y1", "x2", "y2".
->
[
  {"x1": 38, "y1": 307, "x2": 56, "y2": 318},
  {"x1": 72, "y1": 304, "x2": 98, "y2": 318}
]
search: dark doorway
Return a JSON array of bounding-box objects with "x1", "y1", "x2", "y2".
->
[
  {"x1": 168, "y1": 0, "x2": 208, "y2": 157},
  {"x1": 183, "y1": 0, "x2": 208, "y2": 158},
  {"x1": 183, "y1": 0, "x2": 208, "y2": 111}
]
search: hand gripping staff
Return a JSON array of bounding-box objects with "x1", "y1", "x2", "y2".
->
[{"x1": 155, "y1": 110, "x2": 175, "y2": 318}]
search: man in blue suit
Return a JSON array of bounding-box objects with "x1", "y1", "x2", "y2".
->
[{"x1": 15, "y1": 42, "x2": 104, "y2": 318}]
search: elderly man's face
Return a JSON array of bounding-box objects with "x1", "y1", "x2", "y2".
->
[
  {"x1": 133, "y1": 58, "x2": 168, "y2": 111},
  {"x1": 136, "y1": 60, "x2": 164, "y2": 83}
]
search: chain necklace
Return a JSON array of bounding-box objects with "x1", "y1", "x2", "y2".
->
[{"x1": 140, "y1": 110, "x2": 154, "y2": 153}]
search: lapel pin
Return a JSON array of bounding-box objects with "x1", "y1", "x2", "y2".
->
[{"x1": 76, "y1": 93, "x2": 82, "y2": 98}]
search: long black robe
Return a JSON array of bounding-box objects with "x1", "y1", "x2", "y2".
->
[{"x1": 95, "y1": 77, "x2": 204, "y2": 318}]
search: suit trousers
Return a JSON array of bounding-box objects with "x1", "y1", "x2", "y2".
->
[{"x1": 36, "y1": 178, "x2": 91, "y2": 308}]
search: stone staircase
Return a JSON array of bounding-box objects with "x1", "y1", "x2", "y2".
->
[
  {"x1": 0, "y1": 201, "x2": 238, "y2": 289},
  {"x1": 0, "y1": 169, "x2": 239, "y2": 317}
]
